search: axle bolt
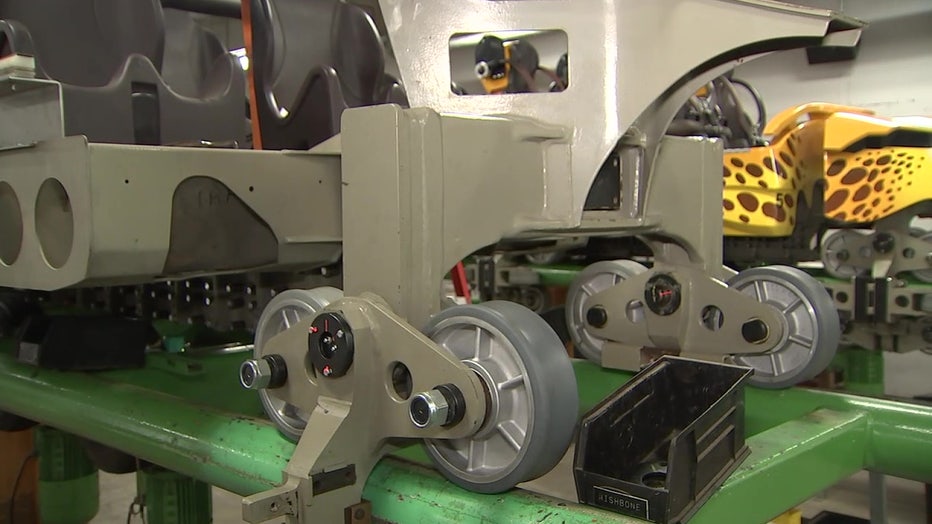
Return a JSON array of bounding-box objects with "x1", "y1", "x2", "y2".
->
[
  {"x1": 409, "y1": 384, "x2": 465, "y2": 429},
  {"x1": 410, "y1": 390, "x2": 448, "y2": 428},
  {"x1": 586, "y1": 307, "x2": 608, "y2": 328},
  {"x1": 741, "y1": 318, "x2": 769, "y2": 344},
  {"x1": 239, "y1": 354, "x2": 288, "y2": 390},
  {"x1": 873, "y1": 233, "x2": 895, "y2": 254}
]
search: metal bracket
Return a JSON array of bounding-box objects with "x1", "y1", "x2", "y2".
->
[
  {"x1": 242, "y1": 294, "x2": 486, "y2": 523},
  {"x1": 588, "y1": 266, "x2": 786, "y2": 367},
  {"x1": 0, "y1": 72, "x2": 64, "y2": 149},
  {"x1": 823, "y1": 277, "x2": 929, "y2": 323}
]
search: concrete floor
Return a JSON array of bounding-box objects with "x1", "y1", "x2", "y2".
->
[{"x1": 92, "y1": 473, "x2": 247, "y2": 524}]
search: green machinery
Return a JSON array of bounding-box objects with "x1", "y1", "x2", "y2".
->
[{"x1": 0, "y1": 346, "x2": 930, "y2": 523}]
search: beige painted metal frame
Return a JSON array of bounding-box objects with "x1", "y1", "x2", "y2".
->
[{"x1": 241, "y1": 294, "x2": 488, "y2": 523}]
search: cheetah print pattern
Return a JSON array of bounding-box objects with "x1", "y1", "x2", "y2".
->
[
  {"x1": 723, "y1": 116, "x2": 931, "y2": 234},
  {"x1": 723, "y1": 119, "x2": 823, "y2": 237},
  {"x1": 823, "y1": 147, "x2": 928, "y2": 223}
]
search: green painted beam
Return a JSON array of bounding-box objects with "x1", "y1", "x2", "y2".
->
[
  {"x1": 0, "y1": 352, "x2": 290, "y2": 496},
  {"x1": 692, "y1": 410, "x2": 868, "y2": 524},
  {"x1": 528, "y1": 265, "x2": 586, "y2": 287},
  {"x1": 364, "y1": 459, "x2": 627, "y2": 524},
  {"x1": 371, "y1": 410, "x2": 872, "y2": 524},
  {"x1": 1, "y1": 352, "x2": 931, "y2": 523}
]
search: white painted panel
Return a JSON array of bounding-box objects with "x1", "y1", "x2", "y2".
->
[{"x1": 735, "y1": 2, "x2": 932, "y2": 117}]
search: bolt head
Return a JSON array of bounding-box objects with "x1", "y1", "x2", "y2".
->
[
  {"x1": 741, "y1": 318, "x2": 769, "y2": 344},
  {"x1": 586, "y1": 307, "x2": 608, "y2": 328},
  {"x1": 239, "y1": 358, "x2": 272, "y2": 390},
  {"x1": 873, "y1": 233, "x2": 895, "y2": 254},
  {"x1": 409, "y1": 390, "x2": 450, "y2": 428}
]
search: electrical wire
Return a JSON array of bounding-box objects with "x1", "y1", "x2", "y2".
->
[
  {"x1": 720, "y1": 77, "x2": 768, "y2": 146},
  {"x1": 730, "y1": 77, "x2": 768, "y2": 134},
  {"x1": 7, "y1": 449, "x2": 38, "y2": 524},
  {"x1": 126, "y1": 494, "x2": 147, "y2": 524},
  {"x1": 126, "y1": 457, "x2": 147, "y2": 524},
  {"x1": 509, "y1": 63, "x2": 539, "y2": 93}
]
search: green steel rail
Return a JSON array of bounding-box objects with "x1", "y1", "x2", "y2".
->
[{"x1": 0, "y1": 350, "x2": 930, "y2": 523}]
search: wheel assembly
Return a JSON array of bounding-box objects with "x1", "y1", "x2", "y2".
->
[
  {"x1": 727, "y1": 266, "x2": 840, "y2": 388},
  {"x1": 565, "y1": 260, "x2": 648, "y2": 362},
  {"x1": 821, "y1": 227, "x2": 932, "y2": 281},
  {"x1": 251, "y1": 287, "x2": 343, "y2": 440},
  {"x1": 820, "y1": 229, "x2": 869, "y2": 279},
  {"x1": 910, "y1": 228, "x2": 932, "y2": 283},
  {"x1": 422, "y1": 301, "x2": 578, "y2": 493}
]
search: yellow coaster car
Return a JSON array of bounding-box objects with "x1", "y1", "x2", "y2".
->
[{"x1": 723, "y1": 103, "x2": 932, "y2": 281}]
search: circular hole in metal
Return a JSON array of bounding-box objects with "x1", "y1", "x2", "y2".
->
[
  {"x1": 625, "y1": 299, "x2": 645, "y2": 323},
  {"x1": 641, "y1": 471, "x2": 667, "y2": 488},
  {"x1": 836, "y1": 291, "x2": 848, "y2": 304},
  {"x1": 895, "y1": 295, "x2": 909, "y2": 308},
  {"x1": 389, "y1": 361, "x2": 413, "y2": 401},
  {"x1": 903, "y1": 247, "x2": 915, "y2": 259},
  {"x1": 699, "y1": 305, "x2": 724, "y2": 331},
  {"x1": 0, "y1": 181, "x2": 23, "y2": 265},
  {"x1": 35, "y1": 178, "x2": 74, "y2": 269}
]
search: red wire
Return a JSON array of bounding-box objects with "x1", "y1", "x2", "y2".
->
[{"x1": 450, "y1": 262, "x2": 472, "y2": 304}]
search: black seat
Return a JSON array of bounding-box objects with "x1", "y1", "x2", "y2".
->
[
  {"x1": 159, "y1": 7, "x2": 249, "y2": 144},
  {"x1": 248, "y1": 0, "x2": 407, "y2": 150},
  {"x1": 0, "y1": 0, "x2": 244, "y2": 146}
]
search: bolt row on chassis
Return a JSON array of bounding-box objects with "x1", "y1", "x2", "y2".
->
[{"x1": 0, "y1": 1, "x2": 862, "y2": 522}]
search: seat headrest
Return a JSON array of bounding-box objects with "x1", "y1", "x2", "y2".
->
[{"x1": 0, "y1": 0, "x2": 164, "y2": 86}]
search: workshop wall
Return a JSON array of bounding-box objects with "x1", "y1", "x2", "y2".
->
[{"x1": 735, "y1": 0, "x2": 932, "y2": 118}]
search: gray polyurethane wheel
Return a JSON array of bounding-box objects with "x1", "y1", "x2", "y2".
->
[
  {"x1": 565, "y1": 259, "x2": 648, "y2": 363},
  {"x1": 422, "y1": 301, "x2": 578, "y2": 493},
  {"x1": 728, "y1": 266, "x2": 840, "y2": 389},
  {"x1": 254, "y1": 287, "x2": 343, "y2": 441},
  {"x1": 820, "y1": 229, "x2": 870, "y2": 279},
  {"x1": 909, "y1": 228, "x2": 932, "y2": 283}
]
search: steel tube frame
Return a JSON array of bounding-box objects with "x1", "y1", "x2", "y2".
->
[
  {"x1": 0, "y1": 351, "x2": 290, "y2": 496},
  {"x1": 0, "y1": 354, "x2": 930, "y2": 523}
]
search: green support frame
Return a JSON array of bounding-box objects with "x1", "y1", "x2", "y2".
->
[{"x1": 0, "y1": 348, "x2": 930, "y2": 524}]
